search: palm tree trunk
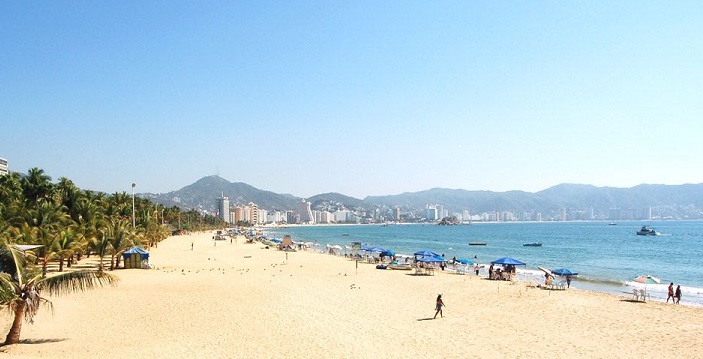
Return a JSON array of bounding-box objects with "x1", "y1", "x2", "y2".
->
[
  {"x1": 110, "y1": 254, "x2": 115, "y2": 271},
  {"x1": 4, "y1": 301, "x2": 26, "y2": 345},
  {"x1": 59, "y1": 256, "x2": 64, "y2": 272}
]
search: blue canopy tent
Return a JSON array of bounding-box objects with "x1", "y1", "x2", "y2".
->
[
  {"x1": 122, "y1": 246, "x2": 150, "y2": 269},
  {"x1": 418, "y1": 256, "x2": 446, "y2": 263},
  {"x1": 491, "y1": 257, "x2": 526, "y2": 266}
]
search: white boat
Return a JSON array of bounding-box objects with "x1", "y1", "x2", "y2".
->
[{"x1": 387, "y1": 260, "x2": 412, "y2": 270}]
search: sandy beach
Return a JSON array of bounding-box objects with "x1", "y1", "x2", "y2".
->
[{"x1": 2, "y1": 232, "x2": 701, "y2": 359}]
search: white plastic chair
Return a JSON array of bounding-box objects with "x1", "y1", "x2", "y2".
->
[
  {"x1": 632, "y1": 288, "x2": 640, "y2": 301},
  {"x1": 639, "y1": 289, "x2": 649, "y2": 302}
]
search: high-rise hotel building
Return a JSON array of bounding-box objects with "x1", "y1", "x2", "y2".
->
[
  {"x1": 0, "y1": 157, "x2": 7, "y2": 176},
  {"x1": 217, "y1": 194, "x2": 230, "y2": 224}
]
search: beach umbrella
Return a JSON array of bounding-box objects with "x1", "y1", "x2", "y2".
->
[
  {"x1": 456, "y1": 258, "x2": 474, "y2": 265},
  {"x1": 633, "y1": 274, "x2": 661, "y2": 295},
  {"x1": 271, "y1": 238, "x2": 282, "y2": 243},
  {"x1": 538, "y1": 266, "x2": 553, "y2": 277},
  {"x1": 552, "y1": 268, "x2": 578, "y2": 276},
  {"x1": 633, "y1": 275, "x2": 661, "y2": 285},
  {"x1": 368, "y1": 246, "x2": 387, "y2": 253},
  {"x1": 491, "y1": 257, "x2": 526, "y2": 266},
  {"x1": 380, "y1": 249, "x2": 395, "y2": 257},
  {"x1": 414, "y1": 249, "x2": 441, "y2": 258}
]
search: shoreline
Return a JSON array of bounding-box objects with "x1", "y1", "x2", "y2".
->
[{"x1": 3, "y1": 232, "x2": 702, "y2": 358}]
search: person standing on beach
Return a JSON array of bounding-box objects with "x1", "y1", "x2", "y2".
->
[
  {"x1": 566, "y1": 275, "x2": 572, "y2": 288},
  {"x1": 667, "y1": 283, "x2": 675, "y2": 303},
  {"x1": 675, "y1": 285, "x2": 682, "y2": 304},
  {"x1": 434, "y1": 294, "x2": 446, "y2": 319}
]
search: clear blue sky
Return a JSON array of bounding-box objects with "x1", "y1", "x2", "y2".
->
[{"x1": 2, "y1": 2, "x2": 702, "y2": 199}]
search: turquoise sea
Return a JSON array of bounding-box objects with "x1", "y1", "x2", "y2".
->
[{"x1": 267, "y1": 221, "x2": 703, "y2": 306}]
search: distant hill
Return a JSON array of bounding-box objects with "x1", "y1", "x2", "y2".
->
[
  {"x1": 142, "y1": 175, "x2": 303, "y2": 213},
  {"x1": 141, "y1": 176, "x2": 703, "y2": 219}
]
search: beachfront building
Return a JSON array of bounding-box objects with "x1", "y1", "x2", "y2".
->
[
  {"x1": 217, "y1": 194, "x2": 230, "y2": 224},
  {"x1": 426, "y1": 206, "x2": 438, "y2": 221},
  {"x1": 258, "y1": 209, "x2": 267, "y2": 225},
  {"x1": 297, "y1": 200, "x2": 314, "y2": 224},
  {"x1": 245, "y1": 202, "x2": 259, "y2": 224},
  {"x1": 0, "y1": 157, "x2": 7, "y2": 176},
  {"x1": 232, "y1": 207, "x2": 243, "y2": 223}
]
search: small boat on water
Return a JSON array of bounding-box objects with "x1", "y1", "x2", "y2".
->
[
  {"x1": 341, "y1": 234, "x2": 349, "y2": 236},
  {"x1": 469, "y1": 242, "x2": 487, "y2": 246},
  {"x1": 523, "y1": 242, "x2": 543, "y2": 247},
  {"x1": 636, "y1": 226, "x2": 660, "y2": 236}
]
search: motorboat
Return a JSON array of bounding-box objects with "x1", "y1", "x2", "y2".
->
[
  {"x1": 523, "y1": 242, "x2": 543, "y2": 247},
  {"x1": 469, "y1": 242, "x2": 487, "y2": 246},
  {"x1": 636, "y1": 226, "x2": 660, "y2": 236},
  {"x1": 387, "y1": 260, "x2": 412, "y2": 270}
]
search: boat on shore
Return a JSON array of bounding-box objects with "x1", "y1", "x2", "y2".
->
[
  {"x1": 469, "y1": 242, "x2": 487, "y2": 246},
  {"x1": 523, "y1": 242, "x2": 543, "y2": 247},
  {"x1": 636, "y1": 226, "x2": 660, "y2": 236},
  {"x1": 387, "y1": 260, "x2": 412, "y2": 270}
]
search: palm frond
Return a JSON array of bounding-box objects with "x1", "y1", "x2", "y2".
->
[
  {"x1": 40, "y1": 270, "x2": 118, "y2": 297},
  {"x1": 0, "y1": 244, "x2": 27, "y2": 282}
]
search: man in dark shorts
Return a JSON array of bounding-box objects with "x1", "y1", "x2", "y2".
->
[{"x1": 667, "y1": 282, "x2": 675, "y2": 303}]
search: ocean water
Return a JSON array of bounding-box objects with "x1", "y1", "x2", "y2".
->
[{"x1": 266, "y1": 221, "x2": 703, "y2": 306}]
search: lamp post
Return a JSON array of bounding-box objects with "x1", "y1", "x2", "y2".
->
[{"x1": 131, "y1": 182, "x2": 136, "y2": 228}]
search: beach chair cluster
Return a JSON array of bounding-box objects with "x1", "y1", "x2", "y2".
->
[{"x1": 631, "y1": 289, "x2": 650, "y2": 302}]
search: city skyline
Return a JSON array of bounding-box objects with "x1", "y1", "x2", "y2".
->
[{"x1": 2, "y1": 2, "x2": 702, "y2": 199}]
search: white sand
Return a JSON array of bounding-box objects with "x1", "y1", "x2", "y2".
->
[{"x1": 3, "y1": 232, "x2": 701, "y2": 358}]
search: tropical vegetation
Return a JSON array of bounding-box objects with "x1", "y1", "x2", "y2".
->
[{"x1": 0, "y1": 167, "x2": 226, "y2": 345}]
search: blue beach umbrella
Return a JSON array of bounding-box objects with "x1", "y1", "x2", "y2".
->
[
  {"x1": 457, "y1": 258, "x2": 474, "y2": 265},
  {"x1": 270, "y1": 238, "x2": 282, "y2": 243},
  {"x1": 380, "y1": 249, "x2": 396, "y2": 257},
  {"x1": 552, "y1": 268, "x2": 578, "y2": 276},
  {"x1": 414, "y1": 249, "x2": 441, "y2": 258}
]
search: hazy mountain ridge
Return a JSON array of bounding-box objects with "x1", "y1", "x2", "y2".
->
[{"x1": 141, "y1": 176, "x2": 703, "y2": 219}]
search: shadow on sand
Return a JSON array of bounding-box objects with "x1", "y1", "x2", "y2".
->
[{"x1": 417, "y1": 317, "x2": 438, "y2": 321}]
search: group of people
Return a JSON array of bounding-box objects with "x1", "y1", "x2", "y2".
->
[
  {"x1": 667, "y1": 282, "x2": 682, "y2": 304},
  {"x1": 488, "y1": 263, "x2": 516, "y2": 280}
]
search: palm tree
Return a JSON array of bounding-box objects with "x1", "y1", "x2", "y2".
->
[
  {"x1": 105, "y1": 218, "x2": 133, "y2": 270},
  {"x1": 0, "y1": 242, "x2": 118, "y2": 345},
  {"x1": 54, "y1": 226, "x2": 81, "y2": 272},
  {"x1": 21, "y1": 168, "x2": 53, "y2": 205}
]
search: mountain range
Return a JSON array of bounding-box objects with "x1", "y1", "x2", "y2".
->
[{"x1": 141, "y1": 175, "x2": 703, "y2": 220}]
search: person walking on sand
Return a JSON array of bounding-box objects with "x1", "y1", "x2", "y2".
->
[
  {"x1": 433, "y1": 294, "x2": 446, "y2": 319},
  {"x1": 675, "y1": 285, "x2": 682, "y2": 304},
  {"x1": 667, "y1": 283, "x2": 675, "y2": 303}
]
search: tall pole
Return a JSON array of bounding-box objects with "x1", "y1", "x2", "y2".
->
[{"x1": 131, "y1": 182, "x2": 136, "y2": 228}]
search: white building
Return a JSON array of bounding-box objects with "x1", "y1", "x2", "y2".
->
[
  {"x1": 217, "y1": 194, "x2": 230, "y2": 223},
  {"x1": 0, "y1": 157, "x2": 7, "y2": 176}
]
